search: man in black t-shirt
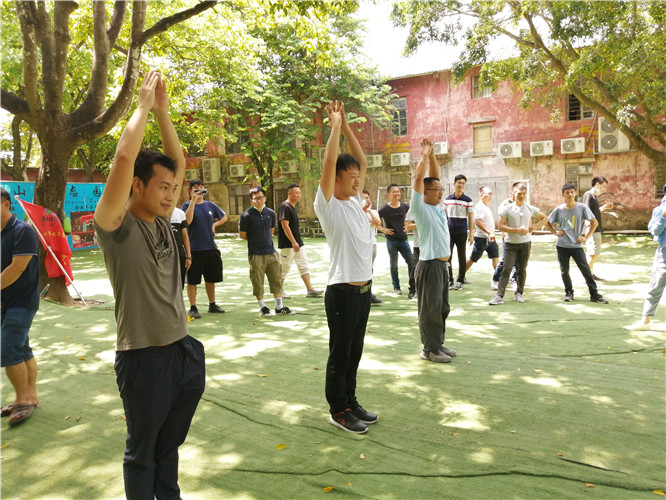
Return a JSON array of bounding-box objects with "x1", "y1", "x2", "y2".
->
[
  {"x1": 378, "y1": 184, "x2": 415, "y2": 298},
  {"x1": 277, "y1": 183, "x2": 323, "y2": 298}
]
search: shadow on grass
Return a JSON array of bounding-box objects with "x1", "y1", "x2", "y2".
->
[{"x1": 2, "y1": 235, "x2": 664, "y2": 499}]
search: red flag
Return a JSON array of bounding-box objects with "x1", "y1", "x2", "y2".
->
[{"x1": 20, "y1": 200, "x2": 73, "y2": 284}]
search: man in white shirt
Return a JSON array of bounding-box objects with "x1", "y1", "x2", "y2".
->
[
  {"x1": 465, "y1": 186, "x2": 499, "y2": 277},
  {"x1": 314, "y1": 101, "x2": 376, "y2": 434},
  {"x1": 489, "y1": 183, "x2": 547, "y2": 305}
]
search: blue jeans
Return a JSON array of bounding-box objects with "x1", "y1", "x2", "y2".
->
[
  {"x1": 386, "y1": 239, "x2": 415, "y2": 293},
  {"x1": 643, "y1": 245, "x2": 666, "y2": 317},
  {"x1": 556, "y1": 246, "x2": 599, "y2": 298}
]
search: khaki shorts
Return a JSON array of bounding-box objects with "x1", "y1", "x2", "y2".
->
[
  {"x1": 280, "y1": 247, "x2": 310, "y2": 280},
  {"x1": 249, "y1": 252, "x2": 282, "y2": 297},
  {"x1": 586, "y1": 232, "x2": 602, "y2": 256}
]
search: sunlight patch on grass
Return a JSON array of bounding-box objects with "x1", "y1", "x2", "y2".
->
[
  {"x1": 469, "y1": 447, "x2": 495, "y2": 464},
  {"x1": 363, "y1": 335, "x2": 398, "y2": 347},
  {"x1": 439, "y1": 401, "x2": 489, "y2": 431},
  {"x1": 222, "y1": 340, "x2": 283, "y2": 359},
  {"x1": 262, "y1": 400, "x2": 310, "y2": 424},
  {"x1": 521, "y1": 376, "x2": 564, "y2": 390}
]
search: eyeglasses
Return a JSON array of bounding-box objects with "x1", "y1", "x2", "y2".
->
[
  {"x1": 252, "y1": 196, "x2": 266, "y2": 201},
  {"x1": 425, "y1": 188, "x2": 445, "y2": 193}
]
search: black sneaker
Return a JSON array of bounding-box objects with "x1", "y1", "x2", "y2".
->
[
  {"x1": 371, "y1": 295, "x2": 382, "y2": 304},
  {"x1": 591, "y1": 295, "x2": 609, "y2": 304},
  {"x1": 329, "y1": 409, "x2": 368, "y2": 434},
  {"x1": 208, "y1": 303, "x2": 225, "y2": 313},
  {"x1": 188, "y1": 306, "x2": 201, "y2": 319},
  {"x1": 564, "y1": 293, "x2": 573, "y2": 302},
  {"x1": 407, "y1": 291, "x2": 417, "y2": 299},
  {"x1": 260, "y1": 306, "x2": 272, "y2": 317},
  {"x1": 351, "y1": 405, "x2": 378, "y2": 424},
  {"x1": 275, "y1": 306, "x2": 292, "y2": 315}
]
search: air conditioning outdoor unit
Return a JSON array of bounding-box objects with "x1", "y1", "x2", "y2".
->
[
  {"x1": 498, "y1": 142, "x2": 522, "y2": 159},
  {"x1": 184, "y1": 169, "x2": 200, "y2": 181},
  {"x1": 228, "y1": 164, "x2": 245, "y2": 178},
  {"x1": 202, "y1": 158, "x2": 221, "y2": 183},
  {"x1": 433, "y1": 142, "x2": 449, "y2": 155},
  {"x1": 391, "y1": 152, "x2": 410, "y2": 167},
  {"x1": 561, "y1": 137, "x2": 586, "y2": 154},
  {"x1": 282, "y1": 160, "x2": 298, "y2": 174},
  {"x1": 598, "y1": 116, "x2": 630, "y2": 153},
  {"x1": 366, "y1": 154, "x2": 383, "y2": 168},
  {"x1": 530, "y1": 140, "x2": 553, "y2": 156}
]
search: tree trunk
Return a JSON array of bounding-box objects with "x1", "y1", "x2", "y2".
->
[{"x1": 33, "y1": 127, "x2": 77, "y2": 306}]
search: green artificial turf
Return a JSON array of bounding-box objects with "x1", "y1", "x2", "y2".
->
[{"x1": 1, "y1": 234, "x2": 664, "y2": 499}]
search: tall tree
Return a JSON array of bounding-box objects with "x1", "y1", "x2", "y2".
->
[
  {"x1": 1, "y1": 0, "x2": 216, "y2": 303},
  {"x1": 391, "y1": 0, "x2": 666, "y2": 164}
]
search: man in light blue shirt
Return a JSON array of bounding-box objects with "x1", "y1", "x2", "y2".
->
[
  {"x1": 545, "y1": 184, "x2": 608, "y2": 304},
  {"x1": 410, "y1": 139, "x2": 456, "y2": 364}
]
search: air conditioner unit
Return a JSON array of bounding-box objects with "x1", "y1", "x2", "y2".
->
[
  {"x1": 561, "y1": 137, "x2": 586, "y2": 154},
  {"x1": 184, "y1": 169, "x2": 200, "y2": 181},
  {"x1": 530, "y1": 140, "x2": 553, "y2": 156},
  {"x1": 202, "y1": 158, "x2": 221, "y2": 183},
  {"x1": 391, "y1": 152, "x2": 410, "y2": 167},
  {"x1": 282, "y1": 160, "x2": 298, "y2": 174},
  {"x1": 366, "y1": 154, "x2": 383, "y2": 168},
  {"x1": 228, "y1": 164, "x2": 245, "y2": 178},
  {"x1": 598, "y1": 116, "x2": 630, "y2": 153},
  {"x1": 498, "y1": 142, "x2": 522, "y2": 159},
  {"x1": 433, "y1": 142, "x2": 449, "y2": 155}
]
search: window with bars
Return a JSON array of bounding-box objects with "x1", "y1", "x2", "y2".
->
[
  {"x1": 391, "y1": 98, "x2": 407, "y2": 136},
  {"x1": 473, "y1": 124, "x2": 493, "y2": 154},
  {"x1": 656, "y1": 164, "x2": 666, "y2": 199},
  {"x1": 567, "y1": 94, "x2": 594, "y2": 121},
  {"x1": 228, "y1": 184, "x2": 251, "y2": 215},
  {"x1": 472, "y1": 75, "x2": 493, "y2": 99}
]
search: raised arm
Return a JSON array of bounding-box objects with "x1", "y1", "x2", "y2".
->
[
  {"x1": 153, "y1": 75, "x2": 185, "y2": 197},
  {"x1": 320, "y1": 101, "x2": 343, "y2": 201},
  {"x1": 340, "y1": 104, "x2": 367, "y2": 190},
  {"x1": 412, "y1": 138, "x2": 433, "y2": 195},
  {"x1": 95, "y1": 71, "x2": 159, "y2": 231}
]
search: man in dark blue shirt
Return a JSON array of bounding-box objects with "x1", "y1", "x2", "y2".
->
[
  {"x1": 239, "y1": 187, "x2": 291, "y2": 317},
  {"x1": 1, "y1": 188, "x2": 40, "y2": 426}
]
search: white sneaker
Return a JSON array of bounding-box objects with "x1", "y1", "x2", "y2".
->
[
  {"x1": 489, "y1": 295, "x2": 504, "y2": 305},
  {"x1": 625, "y1": 321, "x2": 652, "y2": 331},
  {"x1": 515, "y1": 293, "x2": 525, "y2": 303},
  {"x1": 306, "y1": 288, "x2": 324, "y2": 298},
  {"x1": 491, "y1": 280, "x2": 498, "y2": 290}
]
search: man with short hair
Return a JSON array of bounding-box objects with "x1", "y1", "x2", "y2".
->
[
  {"x1": 489, "y1": 183, "x2": 547, "y2": 305},
  {"x1": 444, "y1": 174, "x2": 474, "y2": 290},
  {"x1": 94, "y1": 71, "x2": 205, "y2": 499},
  {"x1": 378, "y1": 184, "x2": 415, "y2": 298},
  {"x1": 314, "y1": 101, "x2": 377, "y2": 434},
  {"x1": 239, "y1": 186, "x2": 291, "y2": 317},
  {"x1": 277, "y1": 183, "x2": 323, "y2": 298},
  {"x1": 410, "y1": 139, "x2": 456, "y2": 363},
  {"x1": 545, "y1": 184, "x2": 609, "y2": 304},
  {"x1": 465, "y1": 186, "x2": 499, "y2": 276},
  {"x1": 182, "y1": 179, "x2": 227, "y2": 318},
  {"x1": 582, "y1": 176, "x2": 613, "y2": 280},
  {"x1": 1, "y1": 187, "x2": 40, "y2": 427},
  {"x1": 361, "y1": 189, "x2": 382, "y2": 304}
]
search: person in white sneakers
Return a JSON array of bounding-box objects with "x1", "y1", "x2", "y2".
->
[
  {"x1": 627, "y1": 185, "x2": 666, "y2": 330},
  {"x1": 277, "y1": 183, "x2": 323, "y2": 299},
  {"x1": 489, "y1": 182, "x2": 547, "y2": 305}
]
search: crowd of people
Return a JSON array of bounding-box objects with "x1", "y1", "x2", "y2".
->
[{"x1": 2, "y1": 73, "x2": 664, "y2": 499}]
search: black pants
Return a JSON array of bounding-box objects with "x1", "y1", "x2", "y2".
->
[
  {"x1": 447, "y1": 232, "x2": 468, "y2": 285},
  {"x1": 556, "y1": 246, "x2": 599, "y2": 298},
  {"x1": 115, "y1": 335, "x2": 206, "y2": 500},
  {"x1": 415, "y1": 259, "x2": 450, "y2": 352},
  {"x1": 324, "y1": 281, "x2": 372, "y2": 415}
]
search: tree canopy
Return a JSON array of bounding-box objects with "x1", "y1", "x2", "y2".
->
[{"x1": 391, "y1": 0, "x2": 666, "y2": 164}]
